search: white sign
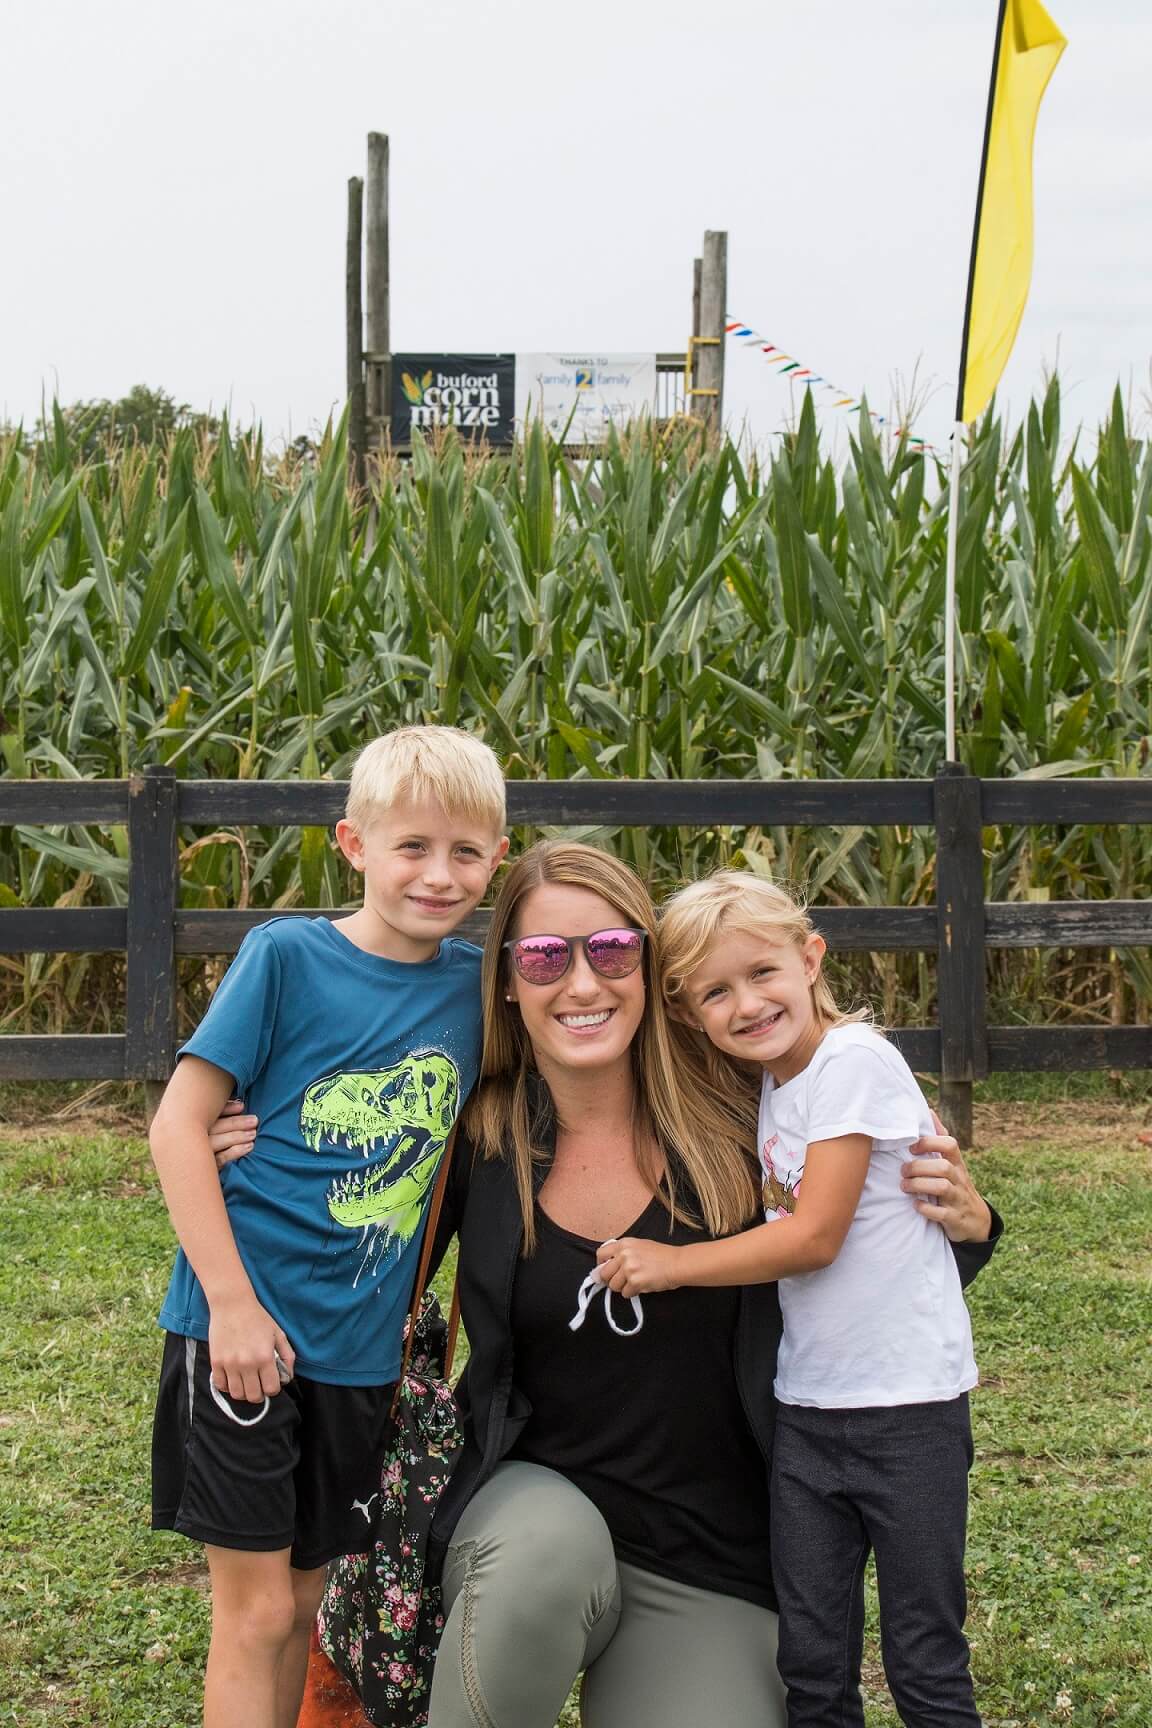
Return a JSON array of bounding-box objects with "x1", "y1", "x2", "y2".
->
[{"x1": 515, "y1": 354, "x2": 657, "y2": 443}]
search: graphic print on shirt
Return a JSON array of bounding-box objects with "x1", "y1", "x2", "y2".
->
[
  {"x1": 760, "y1": 1131, "x2": 802, "y2": 1218},
  {"x1": 300, "y1": 1050, "x2": 459, "y2": 1285}
]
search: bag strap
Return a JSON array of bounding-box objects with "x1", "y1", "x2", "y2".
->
[
  {"x1": 445, "y1": 1280, "x2": 462, "y2": 1378},
  {"x1": 392, "y1": 1129, "x2": 459, "y2": 1413}
]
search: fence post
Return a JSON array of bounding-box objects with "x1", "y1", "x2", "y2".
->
[
  {"x1": 365, "y1": 131, "x2": 390, "y2": 447},
  {"x1": 691, "y1": 230, "x2": 727, "y2": 436},
  {"x1": 934, "y1": 764, "x2": 987, "y2": 1147},
  {"x1": 126, "y1": 765, "x2": 178, "y2": 1121},
  {"x1": 346, "y1": 174, "x2": 367, "y2": 488}
]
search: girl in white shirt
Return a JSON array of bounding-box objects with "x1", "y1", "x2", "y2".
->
[{"x1": 597, "y1": 871, "x2": 982, "y2": 1728}]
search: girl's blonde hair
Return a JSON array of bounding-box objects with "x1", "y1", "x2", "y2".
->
[
  {"x1": 463, "y1": 842, "x2": 759, "y2": 1250},
  {"x1": 658, "y1": 871, "x2": 868, "y2": 1096}
]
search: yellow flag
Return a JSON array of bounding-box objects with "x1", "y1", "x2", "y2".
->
[{"x1": 959, "y1": 0, "x2": 1066, "y2": 424}]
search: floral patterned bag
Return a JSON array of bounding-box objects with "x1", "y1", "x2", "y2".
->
[{"x1": 317, "y1": 1143, "x2": 462, "y2": 1728}]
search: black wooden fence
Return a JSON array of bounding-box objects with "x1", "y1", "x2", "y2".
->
[{"x1": 2, "y1": 765, "x2": 1150, "y2": 1141}]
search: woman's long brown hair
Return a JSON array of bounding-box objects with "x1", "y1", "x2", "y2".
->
[{"x1": 463, "y1": 842, "x2": 759, "y2": 1251}]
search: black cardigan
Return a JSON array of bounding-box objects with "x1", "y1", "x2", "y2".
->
[{"x1": 426, "y1": 1120, "x2": 1003, "y2": 1596}]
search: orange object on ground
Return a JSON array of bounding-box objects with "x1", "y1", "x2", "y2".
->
[{"x1": 296, "y1": 1627, "x2": 373, "y2": 1728}]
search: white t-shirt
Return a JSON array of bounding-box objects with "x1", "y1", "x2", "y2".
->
[{"x1": 759, "y1": 1022, "x2": 978, "y2": 1409}]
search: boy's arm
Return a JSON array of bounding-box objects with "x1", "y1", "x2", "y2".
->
[
  {"x1": 150, "y1": 1055, "x2": 294, "y2": 1404},
  {"x1": 598, "y1": 1135, "x2": 872, "y2": 1295}
]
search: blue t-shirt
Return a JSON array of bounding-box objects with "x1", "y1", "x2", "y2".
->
[{"x1": 158, "y1": 916, "x2": 482, "y2": 1385}]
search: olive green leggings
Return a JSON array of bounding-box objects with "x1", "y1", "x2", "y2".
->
[{"x1": 427, "y1": 1461, "x2": 785, "y2": 1728}]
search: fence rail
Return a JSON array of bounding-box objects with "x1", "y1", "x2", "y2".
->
[{"x1": 2, "y1": 767, "x2": 1150, "y2": 1140}]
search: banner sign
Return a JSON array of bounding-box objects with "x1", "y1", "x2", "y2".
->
[
  {"x1": 514, "y1": 354, "x2": 657, "y2": 443},
  {"x1": 391, "y1": 354, "x2": 516, "y2": 444}
]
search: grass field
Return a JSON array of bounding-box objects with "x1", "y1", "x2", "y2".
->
[{"x1": 1, "y1": 1095, "x2": 1150, "y2": 1727}]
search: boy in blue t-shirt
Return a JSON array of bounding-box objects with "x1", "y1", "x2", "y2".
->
[{"x1": 149, "y1": 725, "x2": 507, "y2": 1728}]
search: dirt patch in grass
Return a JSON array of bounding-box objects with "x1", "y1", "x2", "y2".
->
[
  {"x1": 129, "y1": 1559, "x2": 211, "y2": 1593},
  {"x1": 0, "y1": 1081, "x2": 146, "y2": 1134},
  {"x1": 975, "y1": 1449, "x2": 1146, "y2": 1485},
  {"x1": 973, "y1": 1098, "x2": 1152, "y2": 1147},
  {"x1": 860, "y1": 1658, "x2": 889, "y2": 1699},
  {"x1": 0, "y1": 1091, "x2": 1143, "y2": 1153},
  {"x1": 17, "y1": 1686, "x2": 81, "y2": 1719},
  {"x1": 1, "y1": 1103, "x2": 146, "y2": 1137}
]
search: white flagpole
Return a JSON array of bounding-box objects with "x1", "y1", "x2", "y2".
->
[{"x1": 944, "y1": 421, "x2": 965, "y2": 762}]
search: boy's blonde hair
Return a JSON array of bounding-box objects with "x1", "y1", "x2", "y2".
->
[
  {"x1": 659, "y1": 870, "x2": 867, "y2": 1035},
  {"x1": 345, "y1": 726, "x2": 505, "y2": 835}
]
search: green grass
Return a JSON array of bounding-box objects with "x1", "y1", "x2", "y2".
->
[{"x1": 1, "y1": 1108, "x2": 1150, "y2": 1726}]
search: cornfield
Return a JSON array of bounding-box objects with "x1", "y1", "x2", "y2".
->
[{"x1": 0, "y1": 381, "x2": 1149, "y2": 1037}]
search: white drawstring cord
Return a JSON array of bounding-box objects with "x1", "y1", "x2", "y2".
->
[
  {"x1": 209, "y1": 1381, "x2": 270, "y2": 1425},
  {"x1": 569, "y1": 1248, "x2": 644, "y2": 1337},
  {"x1": 208, "y1": 1352, "x2": 291, "y2": 1427}
]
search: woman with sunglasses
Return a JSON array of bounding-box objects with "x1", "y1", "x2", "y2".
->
[{"x1": 211, "y1": 841, "x2": 999, "y2": 1728}]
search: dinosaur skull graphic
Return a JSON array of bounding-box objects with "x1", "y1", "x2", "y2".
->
[{"x1": 300, "y1": 1052, "x2": 460, "y2": 1282}]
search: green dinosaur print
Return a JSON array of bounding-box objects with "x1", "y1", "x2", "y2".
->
[{"x1": 300, "y1": 1054, "x2": 460, "y2": 1266}]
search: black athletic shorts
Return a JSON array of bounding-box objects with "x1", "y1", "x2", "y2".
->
[{"x1": 151, "y1": 1332, "x2": 396, "y2": 1571}]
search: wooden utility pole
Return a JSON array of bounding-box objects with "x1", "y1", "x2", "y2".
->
[
  {"x1": 364, "y1": 132, "x2": 391, "y2": 446},
  {"x1": 345, "y1": 176, "x2": 366, "y2": 485},
  {"x1": 691, "y1": 229, "x2": 727, "y2": 436},
  {"x1": 692, "y1": 256, "x2": 702, "y2": 341}
]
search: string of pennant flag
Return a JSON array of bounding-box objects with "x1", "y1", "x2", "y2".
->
[{"x1": 724, "y1": 317, "x2": 943, "y2": 454}]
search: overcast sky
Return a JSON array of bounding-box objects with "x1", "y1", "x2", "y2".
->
[{"x1": 3, "y1": 0, "x2": 1149, "y2": 454}]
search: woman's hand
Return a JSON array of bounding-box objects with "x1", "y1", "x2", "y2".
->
[
  {"x1": 208, "y1": 1098, "x2": 258, "y2": 1169},
  {"x1": 596, "y1": 1237, "x2": 682, "y2": 1297},
  {"x1": 902, "y1": 1112, "x2": 992, "y2": 1243}
]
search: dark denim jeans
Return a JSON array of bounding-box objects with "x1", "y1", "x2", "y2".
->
[{"x1": 770, "y1": 1394, "x2": 981, "y2": 1728}]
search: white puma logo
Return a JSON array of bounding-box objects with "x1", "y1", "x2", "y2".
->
[{"x1": 351, "y1": 1493, "x2": 380, "y2": 1521}]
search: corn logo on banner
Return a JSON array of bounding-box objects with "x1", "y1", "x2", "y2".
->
[
  {"x1": 389, "y1": 353, "x2": 657, "y2": 445},
  {"x1": 514, "y1": 353, "x2": 657, "y2": 443},
  {"x1": 391, "y1": 354, "x2": 516, "y2": 443}
]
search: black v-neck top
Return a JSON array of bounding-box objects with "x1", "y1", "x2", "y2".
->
[{"x1": 507, "y1": 1194, "x2": 776, "y2": 1608}]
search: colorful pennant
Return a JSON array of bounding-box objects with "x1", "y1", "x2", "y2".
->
[{"x1": 725, "y1": 317, "x2": 940, "y2": 452}]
